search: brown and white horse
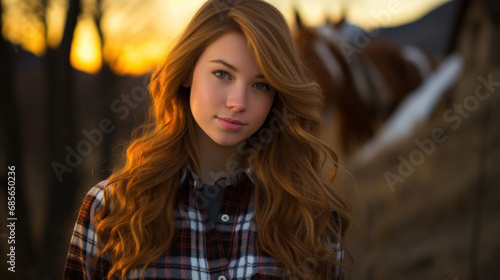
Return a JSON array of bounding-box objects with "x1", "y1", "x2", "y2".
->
[{"x1": 294, "y1": 14, "x2": 438, "y2": 155}]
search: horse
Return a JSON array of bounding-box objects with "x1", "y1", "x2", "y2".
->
[{"x1": 294, "y1": 13, "x2": 438, "y2": 156}]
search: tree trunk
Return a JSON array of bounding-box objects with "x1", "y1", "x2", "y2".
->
[
  {"x1": 42, "y1": 0, "x2": 81, "y2": 278},
  {"x1": 95, "y1": 0, "x2": 117, "y2": 179},
  {"x1": 0, "y1": 1, "x2": 36, "y2": 279}
]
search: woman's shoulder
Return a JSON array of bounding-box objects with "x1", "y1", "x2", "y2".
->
[
  {"x1": 87, "y1": 180, "x2": 107, "y2": 200},
  {"x1": 89, "y1": 179, "x2": 107, "y2": 194},
  {"x1": 79, "y1": 180, "x2": 109, "y2": 215}
]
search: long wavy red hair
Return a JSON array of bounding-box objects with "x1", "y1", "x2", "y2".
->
[{"x1": 95, "y1": 0, "x2": 352, "y2": 279}]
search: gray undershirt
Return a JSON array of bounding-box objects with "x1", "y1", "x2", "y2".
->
[{"x1": 201, "y1": 183, "x2": 226, "y2": 223}]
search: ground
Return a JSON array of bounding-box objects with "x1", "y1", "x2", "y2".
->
[{"x1": 343, "y1": 59, "x2": 499, "y2": 280}]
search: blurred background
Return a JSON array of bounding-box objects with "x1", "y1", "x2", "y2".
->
[{"x1": 0, "y1": 0, "x2": 498, "y2": 279}]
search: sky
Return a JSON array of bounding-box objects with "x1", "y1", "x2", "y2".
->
[{"x1": 3, "y1": 0, "x2": 451, "y2": 75}]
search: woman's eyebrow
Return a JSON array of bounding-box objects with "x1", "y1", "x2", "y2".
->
[
  {"x1": 210, "y1": 59, "x2": 238, "y2": 72},
  {"x1": 209, "y1": 59, "x2": 265, "y2": 79}
]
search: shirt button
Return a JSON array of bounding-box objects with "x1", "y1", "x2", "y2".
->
[
  {"x1": 221, "y1": 214, "x2": 230, "y2": 222},
  {"x1": 218, "y1": 276, "x2": 227, "y2": 280}
]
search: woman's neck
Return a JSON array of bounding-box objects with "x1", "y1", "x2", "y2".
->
[{"x1": 195, "y1": 127, "x2": 244, "y2": 185}]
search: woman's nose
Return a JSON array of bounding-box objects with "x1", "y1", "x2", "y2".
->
[{"x1": 226, "y1": 85, "x2": 247, "y2": 112}]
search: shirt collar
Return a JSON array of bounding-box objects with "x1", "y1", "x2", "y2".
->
[{"x1": 178, "y1": 162, "x2": 251, "y2": 190}]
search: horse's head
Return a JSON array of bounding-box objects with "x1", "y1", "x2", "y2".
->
[{"x1": 294, "y1": 13, "x2": 381, "y2": 154}]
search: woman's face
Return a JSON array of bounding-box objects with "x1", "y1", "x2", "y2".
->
[{"x1": 187, "y1": 32, "x2": 276, "y2": 147}]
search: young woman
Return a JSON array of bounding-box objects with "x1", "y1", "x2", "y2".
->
[{"x1": 63, "y1": 0, "x2": 351, "y2": 279}]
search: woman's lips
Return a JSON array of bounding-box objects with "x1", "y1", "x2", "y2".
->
[{"x1": 217, "y1": 117, "x2": 246, "y2": 132}]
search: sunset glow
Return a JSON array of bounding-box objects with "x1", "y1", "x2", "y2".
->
[
  {"x1": 2, "y1": 0, "x2": 450, "y2": 75},
  {"x1": 70, "y1": 16, "x2": 102, "y2": 74}
]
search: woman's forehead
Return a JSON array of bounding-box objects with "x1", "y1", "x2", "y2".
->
[{"x1": 197, "y1": 32, "x2": 264, "y2": 77}]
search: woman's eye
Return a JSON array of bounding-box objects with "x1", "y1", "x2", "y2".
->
[
  {"x1": 254, "y1": 82, "x2": 269, "y2": 91},
  {"x1": 214, "y1": 70, "x2": 230, "y2": 80}
]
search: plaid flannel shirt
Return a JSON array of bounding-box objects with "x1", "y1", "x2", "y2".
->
[{"x1": 63, "y1": 165, "x2": 344, "y2": 279}]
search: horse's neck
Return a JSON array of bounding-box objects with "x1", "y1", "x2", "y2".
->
[{"x1": 316, "y1": 24, "x2": 343, "y2": 45}]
